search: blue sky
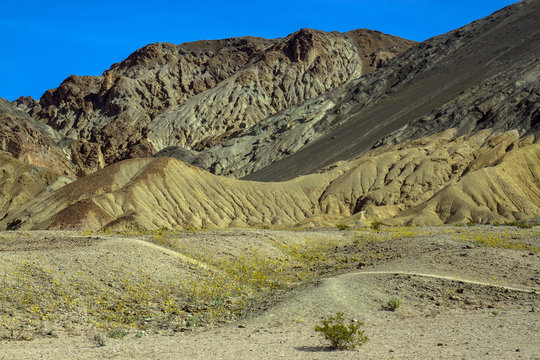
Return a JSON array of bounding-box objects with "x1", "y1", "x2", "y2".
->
[{"x1": 1, "y1": 0, "x2": 518, "y2": 101}]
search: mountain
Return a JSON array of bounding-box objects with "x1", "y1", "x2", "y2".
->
[
  {"x1": 20, "y1": 29, "x2": 414, "y2": 176},
  {"x1": 153, "y1": 0, "x2": 540, "y2": 181},
  {"x1": 244, "y1": 0, "x2": 540, "y2": 181},
  {"x1": 3, "y1": 0, "x2": 540, "y2": 230}
]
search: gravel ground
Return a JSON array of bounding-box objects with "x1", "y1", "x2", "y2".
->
[{"x1": 1, "y1": 226, "x2": 539, "y2": 359}]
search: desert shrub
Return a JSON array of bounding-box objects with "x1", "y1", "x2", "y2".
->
[
  {"x1": 185, "y1": 315, "x2": 197, "y2": 327},
  {"x1": 314, "y1": 312, "x2": 368, "y2": 350},
  {"x1": 108, "y1": 328, "x2": 128, "y2": 338},
  {"x1": 370, "y1": 221, "x2": 381, "y2": 231},
  {"x1": 504, "y1": 220, "x2": 533, "y2": 229},
  {"x1": 336, "y1": 224, "x2": 349, "y2": 231},
  {"x1": 386, "y1": 297, "x2": 401, "y2": 311},
  {"x1": 94, "y1": 333, "x2": 106, "y2": 346}
]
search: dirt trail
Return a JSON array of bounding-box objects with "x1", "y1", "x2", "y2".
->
[
  {"x1": 1, "y1": 228, "x2": 538, "y2": 359},
  {"x1": 73, "y1": 235, "x2": 214, "y2": 270},
  {"x1": 350, "y1": 270, "x2": 540, "y2": 294}
]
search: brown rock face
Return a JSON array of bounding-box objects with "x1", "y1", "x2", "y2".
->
[
  {"x1": 0, "y1": 99, "x2": 74, "y2": 177},
  {"x1": 12, "y1": 96, "x2": 38, "y2": 113},
  {"x1": 29, "y1": 29, "x2": 414, "y2": 173}
]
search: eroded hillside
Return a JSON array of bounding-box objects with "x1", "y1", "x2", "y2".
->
[
  {"x1": 16, "y1": 29, "x2": 414, "y2": 176},
  {"x1": 2, "y1": 1, "x2": 539, "y2": 230},
  {"x1": 2, "y1": 129, "x2": 538, "y2": 231}
]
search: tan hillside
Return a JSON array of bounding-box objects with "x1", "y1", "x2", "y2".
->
[
  {"x1": 3, "y1": 129, "x2": 538, "y2": 231},
  {"x1": 0, "y1": 152, "x2": 72, "y2": 228}
]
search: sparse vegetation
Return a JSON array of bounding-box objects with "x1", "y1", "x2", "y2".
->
[
  {"x1": 452, "y1": 228, "x2": 540, "y2": 252},
  {"x1": 336, "y1": 224, "x2": 349, "y2": 231},
  {"x1": 371, "y1": 221, "x2": 381, "y2": 231},
  {"x1": 386, "y1": 297, "x2": 401, "y2": 311},
  {"x1": 1, "y1": 225, "x2": 538, "y2": 340},
  {"x1": 502, "y1": 220, "x2": 537, "y2": 229},
  {"x1": 185, "y1": 315, "x2": 197, "y2": 328},
  {"x1": 314, "y1": 312, "x2": 368, "y2": 350},
  {"x1": 108, "y1": 328, "x2": 128, "y2": 339}
]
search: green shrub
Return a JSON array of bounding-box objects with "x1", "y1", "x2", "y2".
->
[
  {"x1": 370, "y1": 221, "x2": 381, "y2": 231},
  {"x1": 386, "y1": 297, "x2": 401, "y2": 311},
  {"x1": 336, "y1": 224, "x2": 349, "y2": 231},
  {"x1": 504, "y1": 221, "x2": 533, "y2": 229},
  {"x1": 314, "y1": 312, "x2": 368, "y2": 350},
  {"x1": 185, "y1": 315, "x2": 197, "y2": 328},
  {"x1": 108, "y1": 329, "x2": 128, "y2": 338}
]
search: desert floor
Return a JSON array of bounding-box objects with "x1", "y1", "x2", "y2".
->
[{"x1": 0, "y1": 226, "x2": 539, "y2": 359}]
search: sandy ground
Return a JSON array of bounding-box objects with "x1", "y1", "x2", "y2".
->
[{"x1": 0, "y1": 226, "x2": 539, "y2": 359}]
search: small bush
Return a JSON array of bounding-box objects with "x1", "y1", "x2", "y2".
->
[
  {"x1": 504, "y1": 221, "x2": 532, "y2": 229},
  {"x1": 185, "y1": 315, "x2": 197, "y2": 328},
  {"x1": 386, "y1": 297, "x2": 401, "y2": 311},
  {"x1": 336, "y1": 224, "x2": 349, "y2": 231},
  {"x1": 370, "y1": 222, "x2": 381, "y2": 231},
  {"x1": 93, "y1": 333, "x2": 106, "y2": 346},
  {"x1": 108, "y1": 329, "x2": 128, "y2": 339},
  {"x1": 314, "y1": 312, "x2": 368, "y2": 350}
]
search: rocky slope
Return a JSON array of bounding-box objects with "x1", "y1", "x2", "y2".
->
[
  {"x1": 242, "y1": 0, "x2": 540, "y2": 181},
  {"x1": 2, "y1": 129, "x2": 538, "y2": 230},
  {"x1": 0, "y1": 98, "x2": 74, "y2": 176},
  {"x1": 23, "y1": 29, "x2": 414, "y2": 175}
]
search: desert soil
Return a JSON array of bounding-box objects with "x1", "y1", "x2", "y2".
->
[{"x1": 1, "y1": 226, "x2": 539, "y2": 359}]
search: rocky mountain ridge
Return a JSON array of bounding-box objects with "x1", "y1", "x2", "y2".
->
[
  {"x1": 16, "y1": 28, "x2": 414, "y2": 176},
  {"x1": 152, "y1": 1, "x2": 540, "y2": 181},
  {"x1": 2, "y1": 0, "x2": 540, "y2": 229}
]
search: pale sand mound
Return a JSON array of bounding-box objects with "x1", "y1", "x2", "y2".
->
[{"x1": 2, "y1": 130, "x2": 539, "y2": 231}]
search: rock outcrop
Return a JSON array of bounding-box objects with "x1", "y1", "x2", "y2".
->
[
  {"x1": 27, "y1": 30, "x2": 414, "y2": 175},
  {"x1": 0, "y1": 99, "x2": 74, "y2": 176}
]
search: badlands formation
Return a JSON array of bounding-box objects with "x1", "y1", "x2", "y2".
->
[
  {"x1": 0, "y1": 1, "x2": 539, "y2": 231},
  {"x1": 2, "y1": 1, "x2": 540, "y2": 231},
  {"x1": 1, "y1": 2, "x2": 539, "y2": 359}
]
